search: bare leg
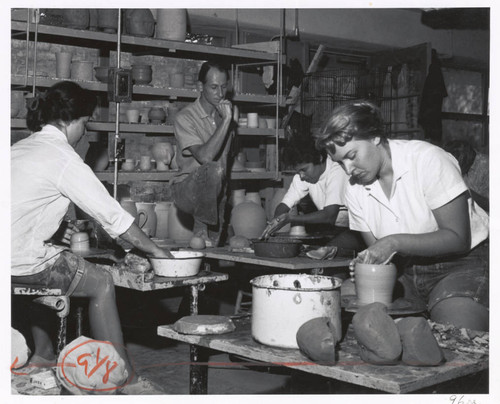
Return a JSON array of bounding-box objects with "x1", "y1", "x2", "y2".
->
[
  {"x1": 430, "y1": 297, "x2": 489, "y2": 331},
  {"x1": 70, "y1": 265, "x2": 137, "y2": 382}
]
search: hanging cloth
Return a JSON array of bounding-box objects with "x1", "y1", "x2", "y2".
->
[{"x1": 418, "y1": 49, "x2": 448, "y2": 144}]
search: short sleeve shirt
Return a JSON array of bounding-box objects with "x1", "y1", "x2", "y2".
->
[
  {"x1": 11, "y1": 125, "x2": 134, "y2": 276},
  {"x1": 345, "y1": 139, "x2": 488, "y2": 247},
  {"x1": 173, "y1": 98, "x2": 218, "y2": 181},
  {"x1": 281, "y1": 158, "x2": 349, "y2": 227}
]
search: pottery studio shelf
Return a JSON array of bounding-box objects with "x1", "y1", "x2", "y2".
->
[
  {"x1": 11, "y1": 119, "x2": 284, "y2": 138},
  {"x1": 11, "y1": 75, "x2": 282, "y2": 105},
  {"x1": 94, "y1": 170, "x2": 281, "y2": 183}
]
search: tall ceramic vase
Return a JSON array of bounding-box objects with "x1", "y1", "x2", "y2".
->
[
  {"x1": 231, "y1": 201, "x2": 267, "y2": 240},
  {"x1": 155, "y1": 9, "x2": 187, "y2": 41}
]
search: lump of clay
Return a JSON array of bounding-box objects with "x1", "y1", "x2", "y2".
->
[
  {"x1": 352, "y1": 302, "x2": 402, "y2": 365},
  {"x1": 173, "y1": 315, "x2": 235, "y2": 335},
  {"x1": 11, "y1": 328, "x2": 30, "y2": 369},
  {"x1": 296, "y1": 317, "x2": 339, "y2": 363},
  {"x1": 396, "y1": 317, "x2": 445, "y2": 366}
]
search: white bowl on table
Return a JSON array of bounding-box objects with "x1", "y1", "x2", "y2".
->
[{"x1": 149, "y1": 251, "x2": 204, "y2": 277}]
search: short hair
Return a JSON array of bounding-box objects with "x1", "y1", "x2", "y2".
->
[
  {"x1": 443, "y1": 139, "x2": 477, "y2": 175},
  {"x1": 314, "y1": 101, "x2": 386, "y2": 155},
  {"x1": 198, "y1": 60, "x2": 229, "y2": 84},
  {"x1": 26, "y1": 81, "x2": 97, "y2": 133},
  {"x1": 283, "y1": 135, "x2": 326, "y2": 167}
]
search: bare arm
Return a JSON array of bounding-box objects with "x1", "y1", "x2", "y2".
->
[
  {"x1": 355, "y1": 192, "x2": 471, "y2": 264},
  {"x1": 120, "y1": 223, "x2": 174, "y2": 258},
  {"x1": 189, "y1": 100, "x2": 233, "y2": 164}
]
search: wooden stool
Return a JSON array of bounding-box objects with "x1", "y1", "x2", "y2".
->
[{"x1": 234, "y1": 290, "x2": 252, "y2": 315}]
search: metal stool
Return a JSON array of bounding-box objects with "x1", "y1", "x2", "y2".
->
[{"x1": 11, "y1": 285, "x2": 75, "y2": 356}]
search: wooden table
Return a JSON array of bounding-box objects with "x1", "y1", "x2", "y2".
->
[
  {"x1": 158, "y1": 317, "x2": 488, "y2": 394},
  {"x1": 204, "y1": 247, "x2": 352, "y2": 274}
]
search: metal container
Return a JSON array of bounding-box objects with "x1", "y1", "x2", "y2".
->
[
  {"x1": 250, "y1": 274, "x2": 342, "y2": 348},
  {"x1": 252, "y1": 238, "x2": 302, "y2": 258},
  {"x1": 149, "y1": 251, "x2": 204, "y2": 277}
]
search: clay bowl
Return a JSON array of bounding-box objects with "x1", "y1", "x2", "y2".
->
[
  {"x1": 149, "y1": 251, "x2": 204, "y2": 277},
  {"x1": 132, "y1": 64, "x2": 153, "y2": 85},
  {"x1": 94, "y1": 66, "x2": 110, "y2": 82}
]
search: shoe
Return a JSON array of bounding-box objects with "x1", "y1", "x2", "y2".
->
[{"x1": 118, "y1": 376, "x2": 165, "y2": 395}]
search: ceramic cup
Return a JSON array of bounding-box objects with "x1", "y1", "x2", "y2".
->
[
  {"x1": 140, "y1": 155, "x2": 152, "y2": 171},
  {"x1": 354, "y1": 262, "x2": 397, "y2": 305},
  {"x1": 266, "y1": 118, "x2": 277, "y2": 129},
  {"x1": 247, "y1": 113, "x2": 259, "y2": 128},
  {"x1": 121, "y1": 158, "x2": 136, "y2": 171},
  {"x1": 290, "y1": 225, "x2": 306, "y2": 236},
  {"x1": 71, "y1": 61, "x2": 94, "y2": 81},
  {"x1": 126, "y1": 109, "x2": 140, "y2": 123},
  {"x1": 55, "y1": 51, "x2": 72, "y2": 79}
]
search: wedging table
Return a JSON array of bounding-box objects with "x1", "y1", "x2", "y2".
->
[
  {"x1": 158, "y1": 317, "x2": 488, "y2": 394},
  {"x1": 204, "y1": 247, "x2": 352, "y2": 274}
]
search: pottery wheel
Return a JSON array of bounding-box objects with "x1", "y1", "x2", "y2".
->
[
  {"x1": 342, "y1": 295, "x2": 427, "y2": 316},
  {"x1": 173, "y1": 315, "x2": 236, "y2": 335}
]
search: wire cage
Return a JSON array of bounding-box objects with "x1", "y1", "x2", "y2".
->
[{"x1": 300, "y1": 66, "x2": 421, "y2": 137}]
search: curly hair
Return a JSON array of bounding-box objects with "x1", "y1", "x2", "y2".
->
[
  {"x1": 26, "y1": 81, "x2": 97, "y2": 133},
  {"x1": 282, "y1": 134, "x2": 326, "y2": 167},
  {"x1": 314, "y1": 101, "x2": 386, "y2": 155}
]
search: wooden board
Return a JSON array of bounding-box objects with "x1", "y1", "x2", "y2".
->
[
  {"x1": 101, "y1": 265, "x2": 229, "y2": 292},
  {"x1": 158, "y1": 318, "x2": 488, "y2": 394},
  {"x1": 204, "y1": 247, "x2": 351, "y2": 271}
]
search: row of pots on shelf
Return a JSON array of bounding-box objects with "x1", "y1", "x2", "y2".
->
[{"x1": 56, "y1": 9, "x2": 187, "y2": 41}]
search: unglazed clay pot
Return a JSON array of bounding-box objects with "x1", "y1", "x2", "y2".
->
[
  {"x1": 124, "y1": 9, "x2": 155, "y2": 37},
  {"x1": 62, "y1": 9, "x2": 89, "y2": 30},
  {"x1": 71, "y1": 61, "x2": 94, "y2": 81},
  {"x1": 231, "y1": 201, "x2": 267, "y2": 240},
  {"x1": 148, "y1": 107, "x2": 166, "y2": 124},
  {"x1": 136, "y1": 202, "x2": 157, "y2": 237},
  {"x1": 155, "y1": 9, "x2": 187, "y2": 41},
  {"x1": 131, "y1": 64, "x2": 153, "y2": 85},
  {"x1": 94, "y1": 66, "x2": 110, "y2": 83},
  {"x1": 97, "y1": 9, "x2": 119, "y2": 33},
  {"x1": 354, "y1": 263, "x2": 397, "y2": 306},
  {"x1": 167, "y1": 204, "x2": 194, "y2": 243},
  {"x1": 151, "y1": 142, "x2": 174, "y2": 168}
]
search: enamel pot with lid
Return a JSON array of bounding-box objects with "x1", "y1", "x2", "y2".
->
[{"x1": 250, "y1": 274, "x2": 342, "y2": 348}]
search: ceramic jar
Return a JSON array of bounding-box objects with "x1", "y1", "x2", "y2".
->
[
  {"x1": 120, "y1": 198, "x2": 139, "y2": 225},
  {"x1": 71, "y1": 61, "x2": 94, "y2": 81},
  {"x1": 131, "y1": 64, "x2": 153, "y2": 85},
  {"x1": 136, "y1": 202, "x2": 157, "y2": 237},
  {"x1": 63, "y1": 9, "x2": 89, "y2": 29},
  {"x1": 231, "y1": 201, "x2": 267, "y2": 240},
  {"x1": 121, "y1": 158, "x2": 136, "y2": 172},
  {"x1": 148, "y1": 107, "x2": 166, "y2": 124},
  {"x1": 354, "y1": 263, "x2": 397, "y2": 306},
  {"x1": 151, "y1": 142, "x2": 174, "y2": 168},
  {"x1": 97, "y1": 9, "x2": 119, "y2": 33},
  {"x1": 154, "y1": 201, "x2": 173, "y2": 239},
  {"x1": 124, "y1": 9, "x2": 155, "y2": 37},
  {"x1": 155, "y1": 9, "x2": 187, "y2": 41},
  {"x1": 94, "y1": 66, "x2": 110, "y2": 83},
  {"x1": 167, "y1": 204, "x2": 194, "y2": 243}
]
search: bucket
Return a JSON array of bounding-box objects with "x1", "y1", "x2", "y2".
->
[{"x1": 250, "y1": 274, "x2": 342, "y2": 348}]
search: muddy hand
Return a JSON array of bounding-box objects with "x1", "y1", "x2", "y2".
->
[
  {"x1": 259, "y1": 213, "x2": 288, "y2": 240},
  {"x1": 62, "y1": 222, "x2": 80, "y2": 245}
]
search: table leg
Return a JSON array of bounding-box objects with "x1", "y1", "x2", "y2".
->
[{"x1": 189, "y1": 284, "x2": 208, "y2": 394}]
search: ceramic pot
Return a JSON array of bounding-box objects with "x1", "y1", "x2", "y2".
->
[
  {"x1": 97, "y1": 9, "x2": 119, "y2": 33},
  {"x1": 63, "y1": 9, "x2": 89, "y2": 29},
  {"x1": 151, "y1": 142, "x2": 174, "y2": 168},
  {"x1": 354, "y1": 263, "x2": 397, "y2": 306},
  {"x1": 167, "y1": 204, "x2": 194, "y2": 243},
  {"x1": 245, "y1": 192, "x2": 261, "y2": 206},
  {"x1": 148, "y1": 107, "x2": 166, "y2": 124},
  {"x1": 154, "y1": 201, "x2": 173, "y2": 239},
  {"x1": 94, "y1": 66, "x2": 110, "y2": 82},
  {"x1": 155, "y1": 9, "x2": 187, "y2": 41},
  {"x1": 11, "y1": 91, "x2": 25, "y2": 118},
  {"x1": 55, "y1": 51, "x2": 72, "y2": 79},
  {"x1": 124, "y1": 9, "x2": 155, "y2": 37},
  {"x1": 120, "y1": 198, "x2": 139, "y2": 225},
  {"x1": 230, "y1": 189, "x2": 246, "y2": 207},
  {"x1": 121, "y1": 159, "x2": 136, "y2": 171},
  {"x1": 139, "y1": 155, "x2": 152, "y2": 171},
  {"x1": 231, "y1": 201, "x2": 267, "y2": 240},
  {"x1": 136, "y1": 202, "x2": 157, "y2": 237},
  {"x1": 71, "y1": 61, "x2": 94, "y2": 81},
  {"x1": 131, "y1": 64, "x2": 153, "y2": 85}
]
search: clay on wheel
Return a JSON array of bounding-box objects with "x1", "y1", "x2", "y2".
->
[{"x1": 173, "y1": 315, "x2": 236, "y2": 335}]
